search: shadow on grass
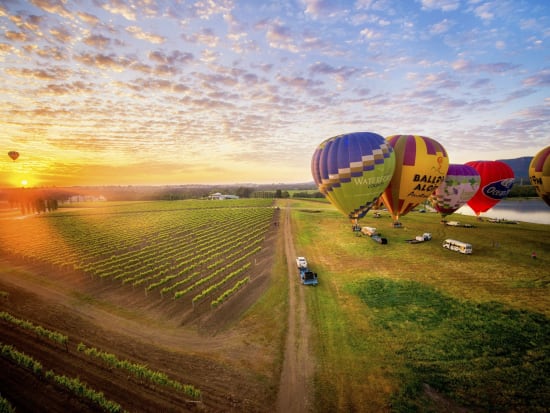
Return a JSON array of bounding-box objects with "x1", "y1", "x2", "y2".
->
[{"x1": 350, "y1": 278, "x2": 550, "y2": 412}]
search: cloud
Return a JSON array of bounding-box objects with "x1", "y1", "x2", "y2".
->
[
  {"x1": 74, "y1": 52, "x2": 130, "y2": 72},
  {"x1": 77, "y1": 11, "x2": 100, "y2": 26},
  {"x1": 4, "y1": 30, "x2": 28, "y2": 42},
  {"x1": 148, "y1": 50, "x2": 194, "y2": 66},
  {"x1": 451, "y1": 59, "x2": 519, "y2": 74},
  {"x1": 360, "y1": 27, "x2": 381, "y2": 40},
  {"x1": 101, "y1": 0, "x2": 137, "y2": 21},
  {"x1": 473, "y1": 2, "x2": 495, "y2": 21},
  {"x1": 30, "y1": 0, "x2": 73, "y2": 20},
  {"x1": 265, "y1": 19, "x2": 299, "y2": 53},
  {"x1": 5, "y1": 67, "x2": 66, "y2": 80},
  {"x1": 303, "y1": 0, "x2": 351, "y2": 20},
  {"x1": 522, "y1": 69, "x2": 550, "y2": 87},
  {"x1": 83, "y1": 34, "x2": 111, "y2": 49},
  {"x1": 126, "y1": 25, "x2": 165, "y2": 44},
  {"x1": 182, "y1": 27, "x2": 220, "y2": 47},
  {"x1": 430, "y1": 19, "x2": 453, "y2": 35},
  {"x1": 420, "y1": 0, "x2": 460, "y2": 12}
]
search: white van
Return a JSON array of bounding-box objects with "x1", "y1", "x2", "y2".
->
[{"x1": 442, "y1": 239, "x2": 472, "y2": 254}]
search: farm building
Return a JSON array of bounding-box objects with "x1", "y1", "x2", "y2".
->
[{"x1": 208, "y1": 192, "x2": 240, "y2": 200}]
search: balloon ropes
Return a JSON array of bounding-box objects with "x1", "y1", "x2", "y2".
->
[
  {"x1": 529, "y1": 145, "x2": 550, "y2": 207},
  {"x1": 311, "y1": 132, "x2": 396, "y2": 227},
  {"x1": 380, "y1": 135, "x2": 449, "y2": 224},
  {"x1": 428, "y1": 163, "x2": 481, "y2": 219},
  {"x1": 8, "y1": 151, "x2": 19, "y2": 161},
  {"x1": 465, "y1": 160, "x2": 514, "y2": 215}
]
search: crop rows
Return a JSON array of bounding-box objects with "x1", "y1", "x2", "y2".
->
[
  {"x1": 76, "y1": 343, "x2": 201, "y2": 400},
  {"x1": 0, "y1": 199, "x2": 276, "y2": 309},
  {"x1": 0, "y1": 311, "x2": 202, "y2": 409},
  {"x1": 0, "y1": 342, "x2": 124, "y2": 412},
  {"x1": 0, "y1": 392, "x2": 15, "y2": 413},
  {"x1": 0, "y1": 311, "x2": 68, "y2": 349}
]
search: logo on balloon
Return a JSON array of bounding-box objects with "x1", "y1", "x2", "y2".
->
[
  {"x1": 411, "y1": 174, "x2": 445, "y2": 193},
  {"x1": 482, "y1": 178, "x2": 514, "y2": 200}
]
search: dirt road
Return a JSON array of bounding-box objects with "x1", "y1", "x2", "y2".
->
[{"x1": 276, "y1": 202, "x2": 314, "y2": 412}]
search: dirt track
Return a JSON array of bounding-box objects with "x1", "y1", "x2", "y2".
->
[{"x1": 276, "y1": 202, "x2": 314, "y2": 412}]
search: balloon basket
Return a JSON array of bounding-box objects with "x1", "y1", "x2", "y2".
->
[{"x1": 391, "y1": 222, "x2": 403, "y2": 228}]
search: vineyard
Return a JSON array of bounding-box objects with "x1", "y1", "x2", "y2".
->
[
  {"x1": 0, "y1": 198, "x2": 284, "y2": 412},
  {"x1": 0, "y1": 199, "x2": 278, "y2": 320}
]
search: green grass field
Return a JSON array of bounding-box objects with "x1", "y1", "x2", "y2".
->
[{"x1": 286, "y1": 199, "x2": 549, "y2": 412}]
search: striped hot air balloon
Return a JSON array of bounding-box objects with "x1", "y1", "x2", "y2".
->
[
  {"x1": 311, "y1": 132, "x2": 396, "y2": 225},
  {"x1": 380, "y1": 135, "x2": 449, "y2": 223}
]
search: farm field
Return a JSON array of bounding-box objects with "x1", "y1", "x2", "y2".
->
[
  {"x1": 0, "y1": 199, "x2": 287, "y2": 412},
  {"x1": 291, "y1": 199, "x2": 550, "y2": 412},
  {"x1": 1, "y1": 197, "x2": 549, "y2": 412}
]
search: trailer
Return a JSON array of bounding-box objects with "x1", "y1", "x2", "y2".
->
[{"x1": 296, "y1": 256, "x2": 318, "y2": 285}]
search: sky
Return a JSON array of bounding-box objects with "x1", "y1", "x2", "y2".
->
[{"x1": 0, "y1": 0, "x2": 549, "y2": 187}]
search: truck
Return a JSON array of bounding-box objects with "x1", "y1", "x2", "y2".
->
[
  {"x1": 442, "y1": 239, "x2": 472, "y2": 254},
  {"x1": 296, "y1": 256, "x2": 318, "y2": 286}
]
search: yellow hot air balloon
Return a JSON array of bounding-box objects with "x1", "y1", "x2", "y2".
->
[
  {"x1": 381, "y1": 135, "x2": 449, "y2": 224},
  {"x1": 529, "y1": 145, "x2": 550, "y2": 207}
]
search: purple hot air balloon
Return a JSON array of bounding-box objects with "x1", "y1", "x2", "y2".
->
[{"x1": 428, "y1": 164, "x2": 481, "y2": 218}]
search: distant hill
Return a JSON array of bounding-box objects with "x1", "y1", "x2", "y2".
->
[{"x1": 498, "y1": 156, "x2": 532, "y2": 182}]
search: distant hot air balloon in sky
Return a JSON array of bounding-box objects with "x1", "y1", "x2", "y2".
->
[
  {"x1": 311, "y1": 132, "x2": 396, "y2": 225},
  {"x1": 380, "y1": 135, "x2": 449, "y2": 223},
  {"x1": 529, "y1": 145, "x2": 550, "y2": 207},
  {"x1": 465, "y1": 160, "x2": 515, "y2": 215},
  {"x1": 428, "y1": 164, "x2": 481, "y2": 218},
  {"x1": 8, "y1": 151, "x2": 19, "y2": 161}
]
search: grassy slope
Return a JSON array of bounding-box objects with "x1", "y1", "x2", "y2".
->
[{"x1": 288, "y1": 199, "x2": 549, "y2": 412}]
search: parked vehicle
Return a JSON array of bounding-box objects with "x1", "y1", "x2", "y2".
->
[
  {"x1": 296, "y1": 256, "x2": 308, "y2": 269},
  {"x1": 442, "y1": 239, "x2": 472, "y2": 254},
  {"x1": 296, "y1": 256, "x2": 318, "y2": 285},
  {"x1": 406, "y1": 232, "x2": 432, "y2": 244},
  {"x1": 361, "y1": 226, "x2": 378, "y2": 236}
]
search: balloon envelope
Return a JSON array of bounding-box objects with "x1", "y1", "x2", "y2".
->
[
  {"x1": 380, "y1": 135, "x2": 449, "y2": 222},
  {"x1": 465, "y1": 160, "x2": 514, "y2": 215},
  {"x1": 311, "y1": 132, "x2": 396, "y2": 222},
  {"x1": 429, "y1": 164, "x2": 481, "y2": 217},
  {"x1": 529, "y1": 145, "x2": 550, "y2": 207},
  {"x1": 8, "y1": 151, "x2": 19, "y2": 161}
]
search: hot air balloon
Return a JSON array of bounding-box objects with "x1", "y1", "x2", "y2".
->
[
  {"x1": 428, "y1": 164, "x2": 481, "y2": 218},
  {"x1": 465, "y1": 160, "x2": 514, "y2": 215},
  {"x1": 380, "y1": 135, "x2": 449, "y2": 224},
  {"x1": 311, "y1": 132, "x2": 396, "y2": 226},
  {"x1": 8, "y1": 151, "x2": 19, "y2": 161},
  {"x1": 529, "y1": 145, "x2": 550, "y2": 207}
]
